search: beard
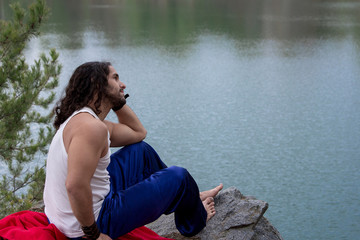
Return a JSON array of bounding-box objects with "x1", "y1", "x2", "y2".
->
[{"x1": 104, "y1": 87, "x2": 126, "y2": 111}]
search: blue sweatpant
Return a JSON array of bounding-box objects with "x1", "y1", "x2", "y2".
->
[{"x1": 96, "y1": 141, "x2": 207, "y2": 239}]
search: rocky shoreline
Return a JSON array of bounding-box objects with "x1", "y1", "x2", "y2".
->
[
  {"x1": 30, "y1": 187, "x2": 283, "y2": 239},
  {"x1": 146, "y1": 187, "x2": 283, "y2": 240}
]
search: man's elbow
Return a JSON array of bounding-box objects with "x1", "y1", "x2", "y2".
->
[
  {"x1": 65, "y1": 179, "x2": 85, "y2": 197},
  {"x1": 65, "y1": 180, "x2": 76, "y2": 195},
  {"x1": 140, "y1": 129, "x2": 147, "y2": 141}
]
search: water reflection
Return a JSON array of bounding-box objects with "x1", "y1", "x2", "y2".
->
[{"x1": 1, "y1": 0, "x2": 360, "y2": 48}]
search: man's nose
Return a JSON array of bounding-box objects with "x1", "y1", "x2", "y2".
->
[{"x1": 119, "y1": 81, "x2": 126, "y2": 89}]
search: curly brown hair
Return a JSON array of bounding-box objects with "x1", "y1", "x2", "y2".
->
[{"x1": 53, "y1": 61, "x2": 112, "y2": 129}]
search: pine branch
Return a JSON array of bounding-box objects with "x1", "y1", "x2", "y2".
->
[{"x1": 0, "y1": 0, "x2": 61, "y2": 218}]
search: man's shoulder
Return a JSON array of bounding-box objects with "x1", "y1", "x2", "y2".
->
[{"x1": 67, "y1": 113, "x2": 108, "y2": 139}]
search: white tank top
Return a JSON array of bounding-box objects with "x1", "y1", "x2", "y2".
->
[{"x1": 43, "y1": 107, "x2": 111, "y2": 238}]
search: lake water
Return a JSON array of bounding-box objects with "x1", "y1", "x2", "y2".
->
[{"x1": 1, "y1": 0, "x2": 360, "y2": 239}]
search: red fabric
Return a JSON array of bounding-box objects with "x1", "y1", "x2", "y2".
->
[{"x1": 0, "y1": 211, "x2": 172, "y2": 240}]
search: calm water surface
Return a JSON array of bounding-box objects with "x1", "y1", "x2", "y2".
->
[{"x1": 1, "y1": 0, "x2": 360, "y2": 239}]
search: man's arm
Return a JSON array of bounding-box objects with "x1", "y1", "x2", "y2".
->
[
  {"x1": 65, "y1": 119, "x2": 108, "y2": 228},
  {"x1": 105, "y1": 104, "x2": 147, "y2": 147}
]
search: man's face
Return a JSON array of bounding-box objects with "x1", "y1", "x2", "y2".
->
[{"x1": 104, "y1": 65, "x2": 126, "y2": 109}]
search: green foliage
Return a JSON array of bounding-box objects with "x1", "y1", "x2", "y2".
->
[{"x1": 0, "y1": 0, "x2": 62, "y2": 218}]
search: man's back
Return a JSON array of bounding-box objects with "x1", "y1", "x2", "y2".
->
[{"x1": 43, "y1": 107, "x2": 111, "y2": 238}]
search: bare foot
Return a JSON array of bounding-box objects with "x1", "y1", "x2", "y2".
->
[
  {"x1": 202, "y1": 197, "x2": 216, "y2": 221},
  {"x1": 200, "y1": 183, "x2": 223, "y2": 201}
]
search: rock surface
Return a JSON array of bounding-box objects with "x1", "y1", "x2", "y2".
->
[{"x1": 146, "y1": 187, "x2": 283, "y2": 240}]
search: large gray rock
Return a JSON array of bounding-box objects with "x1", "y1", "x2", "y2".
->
[{"x1": 147, "y1": 187, "x2": 283, "y2": 240}]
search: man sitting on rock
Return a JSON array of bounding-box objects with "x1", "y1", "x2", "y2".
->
[{"x1": 43, "y1": 61, "x2": 223, "y2": 240}]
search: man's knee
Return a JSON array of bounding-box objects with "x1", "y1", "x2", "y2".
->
[
  {"x1": 123, "y1": 141, "x2": 146, "y2": 151},
  {"x1": 167, "y1": 166, "x2": 189, "y2": 184},
  {"x1": 111, "y1": 141, "x2": 146, "y2": 157}
]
